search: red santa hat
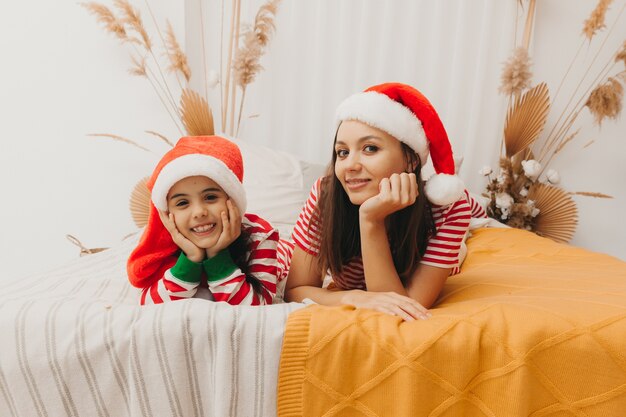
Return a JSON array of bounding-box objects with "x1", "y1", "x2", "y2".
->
[
  {"x1": 335, "y1": 82, "x2": 465, "y2": 206},
  {"x1": 127, "y1": 135, "x2": 246, "y2": 288}
]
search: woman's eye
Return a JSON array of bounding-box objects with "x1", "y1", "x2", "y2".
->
[
  {"x1": 204, "y1": 194, "x2": 218, "y2": 201},
  {"x1": 175, "y1": 200, "x2": 188, "y2": 207},
  {"x1": 364, "y1": 145, "x2": 378, "y2": 153},
  {"x1": 336, "y1": 149, "x2": 348, "y2": 158}
]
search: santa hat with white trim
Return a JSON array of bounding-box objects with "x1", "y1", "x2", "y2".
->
[
  {"x1": 127, "y1": 135, "x2": 246, "y2": 288},
  {"x1": 335, "y1": 82, "x2": 465, "y2": 206}
]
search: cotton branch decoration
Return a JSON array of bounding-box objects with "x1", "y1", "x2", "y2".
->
[
  {"x1": 482, "y1": 0, "x2": 625, "y2": 243},
  {"x1": 83, "y1": 0, "x2": 283, "y2": 229}
]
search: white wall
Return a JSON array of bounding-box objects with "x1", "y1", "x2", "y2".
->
[
  {"x1": 0, "y1": 0, "x2": 624, "y2": 282},
  {"x1": 531, "y1": 0, "x2": 625, "y2": 259},
  {"x1": 0, "y1": 1, "x2": 184, "y2": 279}
]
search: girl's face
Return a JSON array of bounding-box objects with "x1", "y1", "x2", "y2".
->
[
  {"x1": 166, "y1": 175, "x2": 229, "y2": 249},
  {"x1": 334, "y1": 120, "x2": 411, "y2": 205}
]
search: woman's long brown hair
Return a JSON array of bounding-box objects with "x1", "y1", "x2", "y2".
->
[{"x1": 316, "y1": 140, "x2": 436, "y2": 286}]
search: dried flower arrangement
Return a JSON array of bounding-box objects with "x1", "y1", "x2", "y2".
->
[
  {"x1": 482, "y1": 0, "x2": 625, "y2": 243},
  {"x1": 83, "y1": 0, "x2": 283, "y2": 229}
]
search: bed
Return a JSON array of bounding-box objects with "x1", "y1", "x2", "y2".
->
[{"x1": 2, "y1": 140, "x2": 625, "y2": 417}]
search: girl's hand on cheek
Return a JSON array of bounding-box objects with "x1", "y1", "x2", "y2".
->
[
  {"x1": 359, "y1": 173, "x2": 418, "y2": 223},
  {"x1": 206, "y1": 200, "x2": 242, "y2": 259},
  {"x1": 158, "y1": 210, "x2": 205, "y2": 262}
]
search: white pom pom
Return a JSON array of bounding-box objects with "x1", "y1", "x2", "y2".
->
[{"x1": 424, "y1": 174, "x2": 465, "y2": 206}]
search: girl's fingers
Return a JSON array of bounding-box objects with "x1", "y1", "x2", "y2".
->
[
  {"x1": 221, "y1": 210, "x2": 230, "y2": 237},
  {"x1": 227, "y1": 200, "x2": 241, "y2": 234}
]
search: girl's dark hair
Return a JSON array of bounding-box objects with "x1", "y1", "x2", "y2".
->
[
  {"x1": 316, "y1": 139, "x2": 436, "y2": 286},
  {"x1": 228, "y1": 228, "x2": 265, "y2": 295}
]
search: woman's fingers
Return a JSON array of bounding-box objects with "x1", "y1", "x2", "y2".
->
[{"x1": 409, "y1": 173, "x2": 418, "y2": 202}]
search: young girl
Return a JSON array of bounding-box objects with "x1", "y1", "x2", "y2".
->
[
  {"x1": 284, "y1": 82, "x2": 487, "y2": 321},
  {"x1": 127, "y1": 135, "x2": 286, "y2": 305}
]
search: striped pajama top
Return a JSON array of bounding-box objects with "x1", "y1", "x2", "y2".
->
[
  {"x1": 292, "y1": 177, "x2": 487, "y2": 290},
  {"x1": 141, "y1": 213, "x2": 281, "y2": 305}
]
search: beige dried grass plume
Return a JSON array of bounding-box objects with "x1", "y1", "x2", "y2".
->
[
  {"x1": 583, "y1": 0, "x2": 614, "y2": 40},
  {"x1": 82, "y1": 2, "x2": 134, "y2": 42},
  {"x1": 114, "y1": 0, "x2": 151, "y2": 50},
  {"x1": 129, "y1": 177, "x2": 151, "y2": 228},
  {"x1": 585, "y1": 76, "x2": 624, "y2": 125},
  {"x1": 529, "y1": 184, "x2": 578, "y2": 243},
  {"x1": 180, "y1": 88, "x2": 215, "y2": 136},
  {"x1": 616, "y1": 41, "x2": 626, "y2": 66},
  {"x1": 165, "y1": 20, "x2": 191, "y2": 82},
  {"x1": 504, "y1": 83, "x2": 551, "y2": 157},
  {"x1": 232, "y1": 0, "x2": 281, "y2": 88},
  {"x1": 499, "y1": 47, "x2": 533, "y2": 96}
]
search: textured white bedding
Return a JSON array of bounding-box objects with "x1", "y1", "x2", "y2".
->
[{"x1": 0, "y1": 233, "x2": 304, "y2": 417}]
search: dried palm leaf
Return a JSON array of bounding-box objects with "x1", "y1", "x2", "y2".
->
[
  {"x1": 529, "y1": 184, "x2": 578, "y2": 243},
  {"x1": 129, "y1": 176, "x2": 151, "y2": 228},
  {"x1": 504, "y1": 82, "x2": 551, "y2": 157},
  {"x1": 180, "y1": 88, "x2": 215, "y2": 136}
]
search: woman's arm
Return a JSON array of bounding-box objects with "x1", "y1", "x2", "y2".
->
[
  {"x1": 285, "y1": 246, "x2": 431, "y2": 321},
  {"x1": 358, "y1": 173, "x2": 416, "y2": 295},
  {"x1": 284, "y1": 246, "x2": 347, "y2": 305}
]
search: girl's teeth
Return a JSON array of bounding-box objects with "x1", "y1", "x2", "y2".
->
[{"x1": 193, "y1": 224, "x2": 214, "y2": 232}]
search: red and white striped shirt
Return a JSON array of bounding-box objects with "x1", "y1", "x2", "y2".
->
[
  {"x1": 141, "y1": 213, "x2": 280, "y2": 305},
  {"x1": 292, "y1": 177, "x2": 487, "y2": 290}
]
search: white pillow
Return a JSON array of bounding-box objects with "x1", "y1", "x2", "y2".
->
[{"x1": 231, "y1": 138, "x2": 325, "y2": 240}]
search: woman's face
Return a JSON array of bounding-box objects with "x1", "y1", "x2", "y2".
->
[
  {"x1": 166, "y1": 176, "x2": 229, "y2": 249},
  {"x1": 334, "y1": 120, "x2": 411, "y2": 205}
]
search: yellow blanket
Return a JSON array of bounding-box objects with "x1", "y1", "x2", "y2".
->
[{"x1": 277, "y1": 228, "x2": 626, "y2": 417}]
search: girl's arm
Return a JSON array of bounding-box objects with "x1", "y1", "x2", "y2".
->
[{"x1": 140, "y1": 252, "x2": 201, "y2": 305}]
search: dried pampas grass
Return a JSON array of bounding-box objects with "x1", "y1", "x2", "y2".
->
[
  {"x1": 165, "y1": 21, "x2": 191, "y2": 82},
  {"x1": 82, "y1": 3, "x2": 128, "y2": 41},
  {"x1": 129, "y1": 177, "x2": 151, "y2": 228},
  {"x1": 145, "y1": 130, "x2": 174, "y2": 147},
  {"x1": 232, "y1": 0, "x2": 281, "y2": 89},
  {"x1": 529, "y1": 184, "x2": 578, "y2": 243},
  {"x1": 129, "y1": 54, "x2": 147, "y2": 77},
  {"x1": 583, "y1": 0, "x2": 614, "y2": 40},
  {"x1": 571, "y1": 191, "x2": 614, "y2": 198},
  {"x1": 114, "y1": 0, "x2": 151, "y2": 51},
  {"x1": 585, "y1": 76, "x2": 624, "y2": 125},
  {"x1": 504, "y1": 83, "x2": 550, "y2": 157},
  {"x1": 499, "y1": 47, "x2": 533, "y2": 96},
  {"x1": 180, "y1": 88, "x2": 215, "y2": 136},
  {"x1": 616, "y1": 41, "x2": 626, "y2": 66},
  {"x1": 87, "y1": 133, "x2": 149, "y2": 152}
]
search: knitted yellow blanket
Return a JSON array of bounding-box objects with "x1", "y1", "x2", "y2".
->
[{"x1": 277, "y1": 228, "x2": 626, "y2": 417}]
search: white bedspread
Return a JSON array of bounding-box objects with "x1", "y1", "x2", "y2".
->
[{"x1": 0, "y1": 233, "x2": 304, "y2": 417}]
